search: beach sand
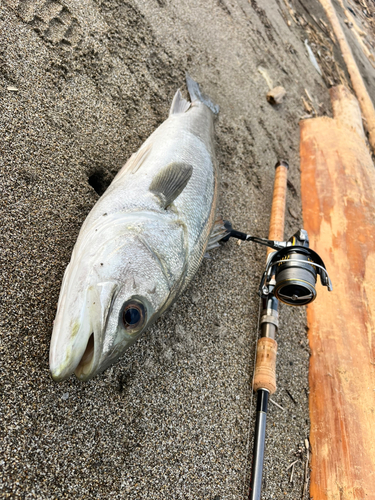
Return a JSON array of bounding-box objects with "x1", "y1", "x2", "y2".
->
[{"x1": 2, "y1": 0, "x2": 375, "y2": 498}]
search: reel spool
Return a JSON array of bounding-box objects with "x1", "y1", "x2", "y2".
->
[{"x1": 259, "y1": 230, "x2": 332, "y2": 306}]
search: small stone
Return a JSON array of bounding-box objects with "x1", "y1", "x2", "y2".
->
[
  {"x1": 289, "y1": 207, "x2": 298, "y2": 219},
  {"x1": 163, "y1": 348, "x2": 173, "y2": 361},
  {"x1": 213, "y1": 316, "x2": 220, "y2": 327},
  {"x1": 175, "y1": 324, "x2": 185, "y2": 338}
]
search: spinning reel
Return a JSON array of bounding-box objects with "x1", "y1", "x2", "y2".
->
[{"x1": 223, "y1": 223, "x2": 332, "y2": 306}]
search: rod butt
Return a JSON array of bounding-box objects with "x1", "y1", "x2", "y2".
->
[{"x1": 249, "y1": 390, "x2": 269, "y2": 500}]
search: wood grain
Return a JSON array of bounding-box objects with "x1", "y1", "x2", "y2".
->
[
  {"x1": 300, "y1": 87, "x2": 375, "y2": 499},
  {"x1": 319, "y1": 0, "x2": 375, "y2": 153}
]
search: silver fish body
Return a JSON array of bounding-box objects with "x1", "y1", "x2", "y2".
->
[{"x1": 50, "y1": 76, "x2": 221, "y2": 381}]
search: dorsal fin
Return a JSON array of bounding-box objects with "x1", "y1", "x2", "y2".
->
[
  {"x1": 169, "y1": 89, "x2": 191, "y2": 116},
  {"x1": 149, "y1": 162, "x2": 193, "y2": 208}
]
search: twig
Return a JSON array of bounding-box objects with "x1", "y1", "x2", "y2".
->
[
  {"x1": 290, "y1": 462, "x2": 295, "y2": 483},
  {"x1": 302, "y1": 444, "x2": 310, "y2": 499},
  {"x1": 304, "y1": 88, "x2": 318, "y2": 115},
  {"x1": 305, "y1": 88, "x2": 313, "y2": 102},
  {"x1": 286, "y1": 389, "x2": 297, "y2": 405},
  {"x1": 286, "y1": 459, "x2": 298, "y2": 470},
  {"x1": 269, "y1": 398, "x2": 285, "y2": 411},
  {"x1": 302, "y1": 96, "x2": 313, "y2": 114}
]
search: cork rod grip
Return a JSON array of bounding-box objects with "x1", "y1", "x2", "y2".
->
[
  {"x1": 252, "y1": 161, "x2": 288, "y2": 394},
  {"x1": 267, "y1": 161, "x2": 288, "y2": 256},
  {"x1": 253, "y1": 337, "x2": 277, "y2": 394}
]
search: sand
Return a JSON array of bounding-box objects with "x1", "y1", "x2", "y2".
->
[{"x1": 2, "y1": 0, "x2": 375, "y2": 498}]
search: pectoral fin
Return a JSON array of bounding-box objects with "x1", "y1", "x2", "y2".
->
[
  {"x1": 206, "y1": 218, "x2": 229, "y2": 251},
  {"x1": 150, "y1": 162, "x2": 193, "y2": 208}
]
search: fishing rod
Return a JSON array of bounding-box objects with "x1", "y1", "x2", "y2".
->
[{"x1": 222, "y1": 160, "x2": 332, "y2": 499}]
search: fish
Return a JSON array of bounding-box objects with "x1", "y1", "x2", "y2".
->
[{"x1": 50, "y1": 75, "x2": 225, "y2": 382}]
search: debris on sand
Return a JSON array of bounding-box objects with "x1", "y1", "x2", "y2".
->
[
  {"x1": 304, "y1": 39, "x2": 323, "y2": 76},
  {"x1": 266, "y1": 86, "x2": 286, "y2": 105},
  {"x1": 302, "y1": 438, "x2": 310, "y2": 498},
  {"x1": 301, "y1": 96, "x2": 313, "y2": 114},
  {"x1": 269, "y1": 398, "x2": 286, "y2": 411},
  {"x1": 258, "y1": 66, "x2": 273, "y2": 90}
]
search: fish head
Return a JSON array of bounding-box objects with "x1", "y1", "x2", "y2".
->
[{"x1": 50, "y1": 234, "x2": 172, "y2": 381}]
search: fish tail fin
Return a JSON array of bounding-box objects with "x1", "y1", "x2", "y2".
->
[{"x1": 186, "y1": 73, "x2": 219, "y2": 115}]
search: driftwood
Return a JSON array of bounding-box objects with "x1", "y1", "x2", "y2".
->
[
  {"x1": 319, "y1": 0, "x2": 375, "y2": 153},
  {"x1": 300, "y1": 86, "x2": 375, "y2": 499}
]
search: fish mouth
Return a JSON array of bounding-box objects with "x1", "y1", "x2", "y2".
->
[
  {"x1": 74, "y1": 332, "x2": 96, "y2": 380},
  {"x1": 50, "y1": 329, "x2": 98, "y2": 382},
  {"x1": 50, "y1": 329, "x2": 102, "y2": 382},
  {"x1": 50, "y1": 281, "x2": 119, "y2": 382},
  {"x1": 49, "y1": 330, "x2": 96, "y2": 382}
]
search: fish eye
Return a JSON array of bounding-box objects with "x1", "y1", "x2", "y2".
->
[{"x1": 122, "y1": 301, "x2": 146, "y2": 331}]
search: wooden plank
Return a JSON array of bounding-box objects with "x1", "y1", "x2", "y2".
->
[{"x1": 300, "y1": 86, "x2": 375, "y2": 499}]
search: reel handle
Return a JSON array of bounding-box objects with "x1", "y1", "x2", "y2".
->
[{"x1": 267, "y1": 161, "x2": 289, "y2": 255}]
